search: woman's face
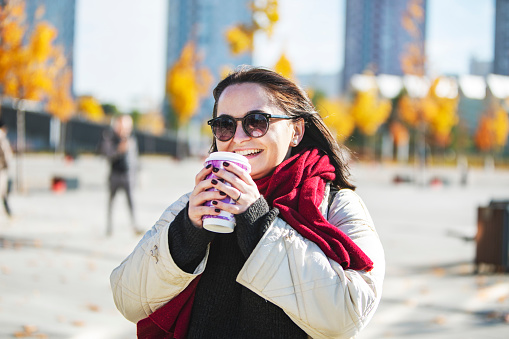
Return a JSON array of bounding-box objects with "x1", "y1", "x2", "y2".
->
[{"x1": 215, "y1": 83, "x2": 304, "y2": 179}]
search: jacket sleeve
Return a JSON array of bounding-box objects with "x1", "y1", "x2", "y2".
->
[
  {"x1": 0, "y1": 131, "x2": 13, "y2": 170},
  {"x1": 236, "y1": 189, "x2": 385, "y2": 339},
  {"x1": 110, "y1": 193, "x2": 210, "y2": 323}
]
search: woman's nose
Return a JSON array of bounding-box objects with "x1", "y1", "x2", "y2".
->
[{"x1": 232, "y1": 121, "x2": 250, "y2": 143}]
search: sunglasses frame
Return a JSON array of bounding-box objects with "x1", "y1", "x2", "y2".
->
[{"x1": 207, "y1": 111, "x2": 293, "y2": 142}]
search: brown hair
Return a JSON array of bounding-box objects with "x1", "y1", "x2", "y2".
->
[{"x1": 210, "y1": 66, "x2": 355, "y2": 190}]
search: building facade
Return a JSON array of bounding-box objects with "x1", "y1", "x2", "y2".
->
[
  {"x1": 494, "y1": 0, "x2": 509, "y2": 75},
  {"x1": 166, "y1": 0, "x2": 252, "y2": 124},
  {"x1": 343, "y1": 0, "x2": 427, "y2": 91}
]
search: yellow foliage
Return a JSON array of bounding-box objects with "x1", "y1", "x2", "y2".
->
[
  {"x1": 426, "y1": 78, "x2": 459, "y2": 146},
  {"x1": 219, "y1": 65, "x2": 233, "y2": 80},
  {"x1": 252, "y1": 0, "x2": 279, "y2": 36},
  {"x1": 137, "y1": 112, "x2": 165, "y2": 136},
  {"x1": 274, "y1": 52, "x2": 294, "y2": 80},
  {"x1": 318, "y1": 98, "x2": 354, "y2": 143},
  {"x1": 350, "y1": 89, "x2": 392, "y2": 136},
  {"x1": 77, "y1": 96, "x2": 105, "y2": 122},
  {"x1": 494, "y1": 107, "x2": 509, "y2": 146},
  {"x1": 475, "y1": 105, "x2": 509, "y2": 152},
  {"x1": 166, "y1": 42, "x2": 213, "y2": 126},
  {"x1": 225, "y1": 25, "x2": 253, "y2": 55},
  {"x1": 0, "y1": 1, "x2": 71, "y2": 121},
  {"x1": 398, "y1": 77, "x2": 459, "y2": 147},
  {"x1": 47, "y1": 68, "x2": 74, "y2": 122},
  {"x1": 2, "y1": 20, "x2": 25, "y2": 46},
  {"x1": 226, "y1": 0, "x2": 279, "y2": 56},
  {"x1": 29, "y1": 22, "x2": 56, "y2": 62}
]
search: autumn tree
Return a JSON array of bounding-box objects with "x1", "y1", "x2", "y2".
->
[
  {"x1": 350, "y1": 88, "x2": 392, "y2": 137},
  {"x1": 273, "y1": 52, "x2": 294, "y2": 80},
  {"x1": 137, "y1": 112, "x2": 165, "y2": 136},
  {"x1": 474, "y1": 104, "x2": 509, "y2": 153},
  {"x1": 398, "y1": 77, "x2": 459, "y2": 149},
  {"x1": 0, "y1": 0, "x2": 73, "y2": 190},
  {"x1": 226, "y1": 0, "x2": 279, "y2": 56},
  {"x1": 426, "y1": 78, "x2": 459, "y2": 147},
  {"x1": 166, "y1": 41, "x2": 213, "y2": 130},
  {"x1": 77, "y1": 95, "x2": 105, "y2": 123},
  {"x1": 318, "y1": 97, "x2": 354, "y2": 143}
]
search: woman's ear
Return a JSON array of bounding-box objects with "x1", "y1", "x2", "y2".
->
[{"x1": 291, "y1": 119, "x2": 305, "y2": 147}]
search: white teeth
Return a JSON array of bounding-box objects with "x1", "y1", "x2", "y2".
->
[{"x1": 235, "y1": 149, "x2": 262, "y2": 156}]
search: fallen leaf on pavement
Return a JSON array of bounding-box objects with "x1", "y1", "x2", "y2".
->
[
  {"x1": 432, "y1": 315, "x2": 447, "y2": 325},
  {"x1": 23, "y1": 325, "x2": 37, "y2": 334},
  {"x1": 86, "y1": 303, "x2": 101, "y2": 312},
  {"x1": 497, "y1": 295, "x2": 508, "y2": 303},
  {"x1": 431, "y1": 267, "x2": 445, "y2": 277}
]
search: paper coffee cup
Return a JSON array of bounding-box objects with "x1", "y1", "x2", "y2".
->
[{"x1": 202, "y1": 152, "x2": 251, "y2": 233}]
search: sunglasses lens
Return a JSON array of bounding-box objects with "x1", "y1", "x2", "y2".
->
[
  {"x1": 212, "y1": 116, "x2": 235, "y2": 141},
  {"x1": 244, "y1": 113, "x2": 269, "y2": 138}
]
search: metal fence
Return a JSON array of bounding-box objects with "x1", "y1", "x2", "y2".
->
[{"x1": 0, "y1": 105, "x2": 187, "y2": 157}]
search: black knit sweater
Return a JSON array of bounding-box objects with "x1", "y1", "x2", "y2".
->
[{"x1": 168, "y1": 197, "x2": 307, "y2": 339}]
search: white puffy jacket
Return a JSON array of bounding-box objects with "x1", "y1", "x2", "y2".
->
[{"x1": 110, "y1": 187, "x2": 385, "y2": 339}]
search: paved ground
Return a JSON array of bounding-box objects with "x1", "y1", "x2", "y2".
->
[{"x1": 0, "y1": 154, "x2": 508, "y2": 338}]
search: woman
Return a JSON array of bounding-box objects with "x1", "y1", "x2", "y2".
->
[{"x1": 111, "y1": 66, "x2": 385, "y2": 339}]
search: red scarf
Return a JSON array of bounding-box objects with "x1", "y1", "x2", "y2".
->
[
  {"x1": 137, "y1": 275, "x2": 201, "y2": 339},
  {"x1": 137, "y1": 148, "x2": 373, "y2": 338},
  {"x1": 255, "y1": 148, "x2": 373, "y2": 271}
]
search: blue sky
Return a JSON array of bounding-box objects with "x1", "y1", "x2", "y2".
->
[{"x1": 74, "y1": 0, "x2": 495, "y2": 112}]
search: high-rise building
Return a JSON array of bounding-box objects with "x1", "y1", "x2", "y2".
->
[
  {"x1": 343, "y1": 0, "x2": 427, "y2": 91},
  {"x1": 494, "y1": 0, "x2": 509, "y2": 76},
  {"x1": 165, "y1": 0, "x2": 252, "y2": 123},
  {"x1": 24, "y1": 0, "x2": 76, "y2": 92}
]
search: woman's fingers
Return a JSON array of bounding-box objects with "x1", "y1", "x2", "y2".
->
[
  {"x1": 208, "y1": 163, "x2": 260, "y2": 214},
  {"x1": 220, "y1": 161, "x2": 256, "y2": 187},
  {"x1": 194, "y1": 164, "x2": 213, "y2": 185}
]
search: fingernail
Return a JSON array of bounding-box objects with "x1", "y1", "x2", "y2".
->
[
  {"x1": 212, "y1": 200, "x2": 218, "y2": 205},
  {"x1": 214, "y1": 208, "x2": 220, "y2": 213},
  {"x1": 212, "y1": 167, "x2": 219, "y2": 173},
  {"x1": 205, "y1": 164, "x2": 212, "y2": 169},
  {"x1": 219, "y1": 191, "x2": 226, "y2": 196},
  {"x1": 223, "y1": 162, "x2": 229, "y2": 167},
  {"x1": 211, "y1": 179, "x2": 218, "y2": 185}
]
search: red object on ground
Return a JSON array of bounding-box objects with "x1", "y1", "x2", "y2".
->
[{"x1": 51, "y1": 178, "x2": 66, "y2": 193}]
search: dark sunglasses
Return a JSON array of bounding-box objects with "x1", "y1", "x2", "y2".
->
[{"x1": 207, "y1": 111, "x2": 293, "y2": 142}]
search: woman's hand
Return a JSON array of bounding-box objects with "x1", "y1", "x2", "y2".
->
[
  {"x1": 209, "y1": 161, "x2": 260, "y2": 215},
  {"x1": 188, "y1": 165, "x2": 226, "y2": 228},
  {"x1": 187, "y1": 161, "x2": 260, "y2": 228}
]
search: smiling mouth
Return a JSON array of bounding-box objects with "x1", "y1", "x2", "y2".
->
[{"x1": 235, "y1": 149, "x2": 263, "y2": 156}]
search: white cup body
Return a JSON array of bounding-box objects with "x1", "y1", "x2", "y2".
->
[{"x1": 202, "y1": 152, "x2": 251, "y2": 233}]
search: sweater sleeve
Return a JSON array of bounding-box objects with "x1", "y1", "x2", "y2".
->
[
  {"x1": 235, "y1": 196, "x2": 279, "y2": 258},
  {"x1": 168, "y1": 203, "x2": 215, "y2": 273}
]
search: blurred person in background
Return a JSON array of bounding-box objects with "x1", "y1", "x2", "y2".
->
[
  {"x1": 111, "y1": 67, "x2": 385, "y2": 338},
  {"x1": 100, "y1": 114, "x2": 141, "y2": 236},
  {"x1": 0, "y1": 118, "x2": 13, "y2": 217}
]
